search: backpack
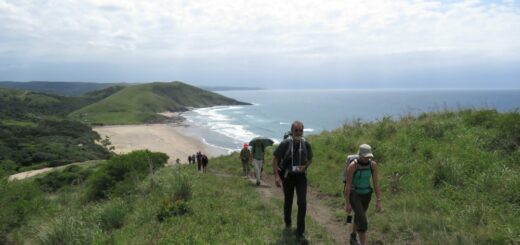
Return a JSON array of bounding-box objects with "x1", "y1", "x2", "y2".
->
[
  {"x1": 278, "y1": 136, "x2": 308, "y2": 179},
  {"x1": 341, "y1": 154, "x2": 373, "y2": 184}
]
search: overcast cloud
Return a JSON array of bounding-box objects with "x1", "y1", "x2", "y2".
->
[{"x1": 1, "y1": 0, "x2": 519, "y2": 88}]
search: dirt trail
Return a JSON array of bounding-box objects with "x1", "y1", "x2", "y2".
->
[
  {"x1": 8, "y1": 161, "x2": 97, "y2": 181},
  {"x1": 211, "y1": 170, "x2": 348, "y2": 245}
]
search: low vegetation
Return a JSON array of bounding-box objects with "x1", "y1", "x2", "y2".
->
[
  {"x1": 305, "y1": 109, "x2": 520, "y2": 244},
  {"x1": 0, "y1": 119, "x2": 111, "y2": 174},
  {"x1": 1, "y1": 109, "x2": 517, "y2": 244},
  {"x1": 86, "y1": 150, "x2": 168, "y2": 201}
]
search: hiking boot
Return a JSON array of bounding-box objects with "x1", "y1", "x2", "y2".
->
[
  {"x1": 349, "y1": 236, "x2": 361, "y2": 245},
  {"x1": 256, "y1": 181, "x2": 261, "y2": 186},
  {"x1": 296, "y1": 233, "x2": 308, "y2": 244}
]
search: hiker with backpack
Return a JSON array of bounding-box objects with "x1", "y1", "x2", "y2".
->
[
  {"x1": 344, "y1": 144, "x2": 382, "y2": 245},
  {"x1": 252, "y1": 139, "x2": 266, "y2": 186},
  {"x1": 239, "y1": 143, "x2": 251, "y2": 178},
  {"x1": 272, "y1": 121, "x2": 313, "y2": 244}
]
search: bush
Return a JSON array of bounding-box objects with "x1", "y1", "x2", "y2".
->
[
  {"x1": 86, "y1": 150, "x2": 168, "y2": 201},
  {"x1": 156, "y1": 171, "x2": 193, "y2": 222},
  {"x1": 462, "y1": 109, "x2": 498, "y2": 128},
  {"x1": 173, "y1": 172, "x2": 192, "y2": 201},
  {"x1": 494, "y1": 111, "x2": 520, "y2": 152},
  {"x1": 36, "y1": 165, "x2": 91, "y2": 192},
  {"x1": 0, "y1": 180, "x2": 46, "y2": 243},
  {"x1": 37, "y1": 215, "x2": 103, "y2": 245},
  {"x1": 93, "y1": 199, "x2": 129, "y2": 232},
  {"x1": 157, "y1": 199, "x2": 191, "y2": 222}
]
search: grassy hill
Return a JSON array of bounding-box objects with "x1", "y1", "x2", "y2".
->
[
  {"x1": 0, "y1": 81, "x2": 120, "y2": 97},
  {"x1": 0, "y1": 86, "x2": 124, "y2": 120},
  {"x1": 68, "y1": 81, "x2": 250, "y2": 125},
  {"x1": 2, "y1": 109, "x2": 518, "y2": 244},
  {"x1": 0, "y1": 87, "x2": 119, "y2": 174}
]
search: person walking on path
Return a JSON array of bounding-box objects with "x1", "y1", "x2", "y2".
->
[
  {"x1": 344, "y1": 144, "x2": 382, "y2": 245},
  {"x1": 272, "y1": 120, "x2": 313, "y2": 243},
  {"x1": 201, "y1": 154, "x2": 209, "y2": 173},
  {"x1": 239, "y1": 143, "x2": 251, "y2": 178},
  {"x1": 196, "y1": 152, "x2": 202, "y2": 172},
  {"x1": 252, "y1": 139, "x2": 266, "y2": 185}
]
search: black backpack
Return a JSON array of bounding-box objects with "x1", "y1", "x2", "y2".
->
[{"x1": 278, "y1": 136, "x2": 308, "y2": 179}]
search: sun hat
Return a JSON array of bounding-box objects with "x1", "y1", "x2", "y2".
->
[
  {"x1": 243, "y1": 143, "x2": 248, "y2": 148},
  {"x1": 358, "y1": 144, "x2": 374, "y2": 158}
]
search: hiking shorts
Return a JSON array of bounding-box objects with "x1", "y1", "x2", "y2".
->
[{"x1": 350, "y1": 192, "x2": 372, "y2": 232}]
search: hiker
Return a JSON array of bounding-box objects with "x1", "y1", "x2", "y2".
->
[
  {"x1": 196, "y1": 152, "x2": 202, "y2": 172},
  {"x1": 239, "y1": 143, "x2": 251, "y2": 177},
  {"x1": 344, "y1": 144, "x2": 382, "y2": 245},
  {"x1": 188, "y1": 155, "x2": 192, "y2": 164},
  {"x1": 192, "y1": 154, "x2": 196, "y2": 165},
  {"x1": 252, "y1": 139, "x2": 266, "y2": 185},
  {"x1": 272, "y1": 120, "x2": 313, "y2": 243},
  {"x1": 201, "y1": 154, "x2": 209, "y2": 173}
]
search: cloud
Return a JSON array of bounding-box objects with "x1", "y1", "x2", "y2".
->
[{"x1": 0, "y1": 0, "x2": 519, "y2": 87}]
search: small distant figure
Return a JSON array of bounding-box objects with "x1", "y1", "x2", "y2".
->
[
  {"x1": 196, "y1": 152, "x2": 202, "y2": 172},
  {"x1": 201, "y1": 154, "x2": 209, "y2": 173},
  {"x1": 188, "y1": 155, "x2": 192, "y2": 164},
  {"x1": 176, "y1": 158, "x2": 180, "y2": 164},
  {"x1": 192, "y1": 154, "x2": 196, "y2": 165},
  {"x1": 239, "y1": 143, "x2": 251, "y2": 178}
]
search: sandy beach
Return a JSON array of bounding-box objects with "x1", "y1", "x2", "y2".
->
[{"x1": 93, "y1": 123, "x2": 227, "y2": 165}]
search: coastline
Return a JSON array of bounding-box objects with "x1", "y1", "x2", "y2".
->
[{"x1": 93, "y1": 122, "x2": 228, "y2": 165}]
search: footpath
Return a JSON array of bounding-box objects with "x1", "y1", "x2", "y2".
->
[{"x1": 210, "y1": 170, "x2": 349, "y2": 245}]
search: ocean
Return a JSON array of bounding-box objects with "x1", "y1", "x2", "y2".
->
[{"x1": 179, "y1": 89, "x2": 520, "y2": 153}]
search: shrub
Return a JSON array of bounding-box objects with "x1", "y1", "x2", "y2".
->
[
  {"x1": 494, "y1": 111, "x2": 520, "y2": 152},
  {"x1": 0, "y1": 180, "x2": 46, "y2": 243},
  {"x1": 156, "y1": 171, "x2": 193, "y2": 222},
  {"x1": 173, "y1": 172, "x2": 192, "y2": 201},
  {"x1": 86, "y1": 150, "x2": 168, "y2": 201},
  {"x1": 420, "y1": 119, "x2": 445, "y2": 139},
  {"x1": 37, "y1": 215, "x2": 103, "y2": 245},
  {"x1": 431, "y1": 159, "x2": 464, "y2": 188},
  {"x1": 374, "y1": 116, "x2": 397, "y2": 140},
  {"x1": 462, "y1": 109, "x2": 498, "y2": 128},
  {"x1": 156, "y1": 199, "x2": 191, "y2": 222},
  {"x1": 36, "y1": 165, "x2": 91, "y2": 192},
  {"x1": 93, "y1": 199, "x2": 129, "y2": 232}
]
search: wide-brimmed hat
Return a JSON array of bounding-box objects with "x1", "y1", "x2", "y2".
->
[{"x1": 358, "y1": 144, "x2": 374, "y2": 158}]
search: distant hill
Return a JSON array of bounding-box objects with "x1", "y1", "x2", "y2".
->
[
  {"x1": 0, "y1": 86, "x2": 124, "y2": 120},
  {"x1": 200, "y1": 86, "x2": 263, "y2": 91},
  {"x1": 0, "y1": 81, "x2": 121, "y2": 96},
  {"x1": 69, "y1": 81, "x2": 250, "y2": 125}
]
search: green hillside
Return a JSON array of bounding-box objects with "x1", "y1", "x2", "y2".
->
[
  {"x1": 0, "y1": 86, "x2": 123, "y2": 120},
  {"x1": 2, "y1": 109, "x2": 518, "y2": 244},
  {"x1": 0, "y1": 81, "x2": 119, "y2": 97},
  {"x1": 69, "y1": 81, "x2": 250, "y2": 125},
  {"x1": 0, "y1": 87, "x2": 117, "y2": 174}
]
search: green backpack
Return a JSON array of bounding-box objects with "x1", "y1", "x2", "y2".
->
[{"x1": 342, "y1": 155, "x2": 373, "y2": 194}]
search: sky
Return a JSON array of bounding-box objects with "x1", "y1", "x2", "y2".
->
[{"x1": 0, "y1": 0, "x2": 519, "y2": 89}]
